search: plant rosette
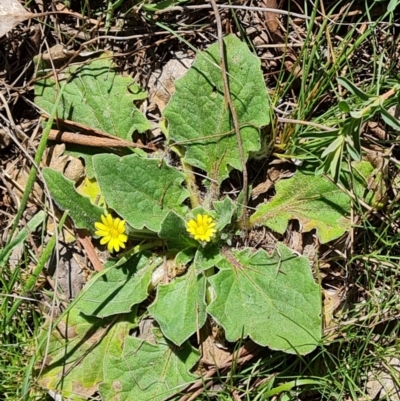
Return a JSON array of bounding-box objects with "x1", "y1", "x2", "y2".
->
[{"x1": 36, "y1": 36, "x2": 380, "y2": 401}]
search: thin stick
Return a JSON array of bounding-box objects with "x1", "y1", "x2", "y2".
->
[
  {"x1": 48, "y1": 129, "x2": 153, "y2": 149},
  {"x1": 209, "y1": 0, "x2": 249, "y2": 230}
]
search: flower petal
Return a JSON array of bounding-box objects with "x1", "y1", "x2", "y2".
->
[
  {"x1": 117, "y1": 220, "x2": 125, "y2": 233},
  {"x1": 100, "y1": 235, "x2": 111, "y2": 245},
  {"x1": 94, "y1": 222, "x2": 108, "y2": 231},
  {"x1": 118, "y1": 234, "x2": 128, "y2": 243},
  {"x1": 94, "y1": 214, "x2": 128, "y2": 253}
]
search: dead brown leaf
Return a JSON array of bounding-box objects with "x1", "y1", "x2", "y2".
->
[
  {"x1": 199, "y1": 319, "x2": 231, "y2": 368},
  {"x1": 251, "y1": 166, "x2": 293, "y2": 199},
  {"x1": 0, "y1": 0, "x2": 30, "y2": 37}
]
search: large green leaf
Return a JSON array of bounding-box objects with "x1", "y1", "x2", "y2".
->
[
  {"x1": 250, "y1": 162, "x2": 374, "y2": 244},
  {"x1": 207, "y1": 243, "x2": 321, "y2": 355},
  {"x1": 148, "y1": 266, "x2": 207, "y2": 346},
  {"x1": 163, "y1": 34, "x2": 270, "y2": 184},
  {"x1": 77, "y1": 253, "x2": 161, "y2": 318},
  {"x1": 38, "y1": 307, "x2": 136, "y2": 401},
  {"x1": 93, "y1": 154, "x2": 189, "y2": 232},
  {"x1": 43, "y1": 168, "x2": 103, "y2": 231},
  {"x1": 35, "y1": 55, "x2": 150, "y2": 139},
  {"x1": 99, "y1": 336, "x2": 199, "y2": 401},
  {"x1": 158, "y1": 211, "x2": 197, "y2": 250}
]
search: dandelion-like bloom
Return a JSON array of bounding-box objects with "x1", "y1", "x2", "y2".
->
[
  {"x1": 94, "y1": 214, "x2": 128, "y2": 253},
  {"x1": 186, "y1": 214, "x2": 216, "y2": 242}
]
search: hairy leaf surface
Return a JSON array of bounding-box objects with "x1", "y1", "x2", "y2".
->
[{"x1": 207, "y1": 243, "x2": 321, "y2": 354}]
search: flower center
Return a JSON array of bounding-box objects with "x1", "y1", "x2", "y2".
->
[
  {"x1": 110, "y1": 228, "x2": 120, "y2": 238},
  {"x1": 197, "y1": 226, "x2": 207, "y2": 235}
]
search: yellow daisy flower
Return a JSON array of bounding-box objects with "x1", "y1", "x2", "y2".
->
[
  {"x1": 94, "y1": 214, "x2": 128, "y2": 253},
  {"x1": 186, "y1": 214, "x2": 216, "y2": 242}
]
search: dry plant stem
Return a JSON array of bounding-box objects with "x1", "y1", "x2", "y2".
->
[
  {"x1": 168, "y1": 144, "x2": 201, "y2": 208},
  {"x1": 48, "y1": 129, "x2": 152, "y2": 149},
  {"x1": 209, "y1": 0, "x2": 249, "y2": 229},
  {"x1": 42, "y1": 114, "x2": 155, "y2": 150},
  {"x1": 77, "y1": 229, "x2": 103, "y2": 272},
  {"x1": 11, "y1": 10, "x2": 93, "y2": 23},
  {"x1": 360, "y1": 86, "x2": 398, "y2": 115},
  {"x1": 181, "y1": 160, "x2": 201, "y2": 209},
  {"x1": 320, "y1": 0, "x2": 336, "y2": 67}
]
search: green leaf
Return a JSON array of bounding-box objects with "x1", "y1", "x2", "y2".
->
[
  {"x1": 158, "y1": 211, "x2": 197, "y2": 250},
  {"x1": 320, "y1": 135, "x2": 344, "y2": 159},
  {"x1": 142, "y1": 0, "x2": 187, "y2": 12},
  {"x1": 249, "y1": 165, "x2": 369, "y2": 244},
  {"x1": 38, "y1": 307, "x2": 136, "y2": 401},
  {"x1": 175, "y1": 247, "x2": 196, "y2": 267},
  {"x1": 345, "y1": 118, "x2": 362, "y2": 160},
  {"x1": 164, "y1": 34, "x2": 270, "y2": 184},
  {"x1": 345, "y1": 140, "x2": 361, "y2": 162},
  {"x1": 338, "y1": 100, "x2": 350, "y2": 113},
  {"x1": 148, "y1": 266, "x2": 207, "y2": 346},
  {"x1": 93, "y1": 154, "x2": 189, "y2": 232},
  {"x1": 35, "y1": 55, "x2": 150, "y2": 140},
  {"x1": 77, "y1": 253, "x2": 161, "y2": 318},
  {"x1": 99, "y1": 336, "x2": 199, "y2": 401},
  {"x1": 337, "y1": 77, "x2": 370, "y2": 101},
  {"x1": 194, "y1": 244, "x2": 222, "y2": 271},
  {"x1": 207, "y1": 244, "x2": 321, "y2": 354},
  {"x1": 213, "y1": 196, "x2": 236, "y2": 231},
  {"x1": 0, "y1": 211, "x2": 45, "y2": 268},
  {"x1": 387, "y1": 0, "x2": 399, "y2": 12},
  {"x1": 43, "y1": 168, "x2": 103, "y2": 231},
  {"x1": 381, "y1": 107, "x2": 400, "y2": 131},
  {"x1": 349, "y1": 110, "x2": 363, "y2": 119}
]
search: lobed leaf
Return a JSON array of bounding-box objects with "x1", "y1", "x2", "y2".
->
[
  {"x1": 164, "y1": 34, "x2": 270, "y2": 184},
  {"x1": 93, "y1": 154, "x2": 189, "y2": 232},
  {"x1": 249, "y1": 163, "x2": 373, "y2": 244},
  {"x1": 207, "y1": 243, "x2": 321, "y2": 355},
  {"x1": 38, "y1": 307, "x2": 136, "y2": 401},
  {"x1": 34, "y1": 55, "x2": 150, "y2": 140},
  {"x1": 148, "y1": 266, "x2": 207, "y2": 346},
  {"x1": 99, "y1": 336, "x2": 199, "y2": 401},
  {"x1": 77, "y1": 253, "x2": 161, "y2": 318}
]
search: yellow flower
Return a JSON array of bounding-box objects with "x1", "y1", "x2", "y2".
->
[
  {"x1": 186, "y1": 214, "x2": 216, "y2": 242},
  {"x1": 94, "y1": 214, "x2": 128, "y2": 253}
]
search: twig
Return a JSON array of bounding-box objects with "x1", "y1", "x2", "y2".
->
[
  {"x1": 77, "y1": 229, "x2": 103, "y2": 272},
  {"x1": 48, "y1": 129, "x2": 154, "y2": 149},
  {"x1": 209, "y1": 0, "x2": 249, "y2": 230}
]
